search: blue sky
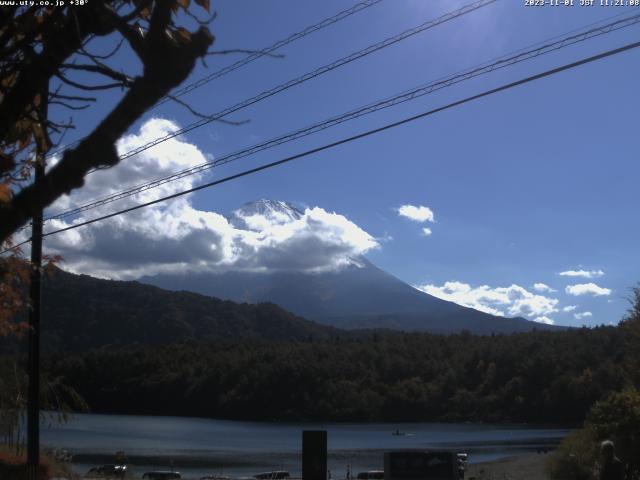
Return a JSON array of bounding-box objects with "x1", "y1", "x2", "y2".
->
[{"x1": 45, "y1": 0, "x2": 640, "y2": 327}]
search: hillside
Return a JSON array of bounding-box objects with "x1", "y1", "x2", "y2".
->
[
  {"x1": 144, "y1": 257, "x2": 560, "y2": 334},
  {"x1": 38, "y1": 267, "x2": 338, "y2": 352}
]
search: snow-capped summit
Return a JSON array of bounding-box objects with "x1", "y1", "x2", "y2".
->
[
  {"x1": 228, "y1": 199, "x2": 304, "y2": 231},
  {"x1": 143, "y1": 198, "x2": 562, "y2": 334}
]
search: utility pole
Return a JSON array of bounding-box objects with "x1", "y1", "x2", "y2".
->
[
  {"x1": 27, "y1": 85, "x2": 47, "y2": 480},
  {"x1": 26, "y1": 153, "x2": 43, "y2": 480}
]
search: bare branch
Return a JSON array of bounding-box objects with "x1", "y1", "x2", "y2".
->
[
  {"x1": 49, "y1": 118, "x2": 74, "y2": 149},
  {"x1": 78, "y1": 38, "x2": 125, "y2": 60},
  {"x1": 49, "y1": 101, "x2": 91, "y2": 111},
  {"x1": 0, "y1": 1, "x2": 120, "y2": 141},
  {"x1": 50, "y1": 93, "x2": 97, "y2": 102},
  {"x1": 206, "y1": 49, "x2": 284, "y2": 59},
  {"x1": 60, "y1": 63, "x2": 134, "y2": 85},
  {"x1": 55, "y1": 71, "x2": 128, "y2": 91},
  {"x1": 45, "y1": 119, "x2": 76, "y2": 134},
  {"x1": 165, "y1": 93, "x2": 249, "y2": 125},
  {"x1": 0, "y1": 1, "x2": 214, "y2": 242},
  {"x1": 183, "y1": 7, "x2": 217, "y2": 26}
]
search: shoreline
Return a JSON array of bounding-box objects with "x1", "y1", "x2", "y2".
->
[
  {"x1": 65, "y1": 451, "x2": 554, "y2": 479},
  {"x1": 68, "y1": 448, "x2": 553, "y2": 467},
  {"x1": 44, "y1": 410, "x2": 575, "y2": 429},
  {"x1": 466, "y1": 453, "x2": 551, "y2": 480}
]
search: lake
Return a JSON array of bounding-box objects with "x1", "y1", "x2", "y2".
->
[{"x1": 41, "y1": 413, "x2": 570, "y2": 479}]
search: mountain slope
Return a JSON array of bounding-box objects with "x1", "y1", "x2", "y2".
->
[
  {"x1": 144, "y1": 258, "x2": 556, "y2": 334},
  {"x1": 138, "y1": 199, "x2": 560, "y2": 334},
  {"x1": 39, "y1": 267, "x2": 338, "y2": 352}
]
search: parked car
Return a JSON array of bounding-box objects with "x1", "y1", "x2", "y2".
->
[
  {"x1": 253, "y1": 471, "x2": 290, "y2": 480},
  {"x1": 142, "y1": 471, "x2": 182, "y2": 480},
  {"x1": 357, "y1": 471, "x2": 384, "y2": 480},
  {"x1": 85, "y1": 464, "x2": 127, "y2": 478}
]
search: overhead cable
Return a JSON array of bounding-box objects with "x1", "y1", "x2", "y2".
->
[
  {"x1": 5, "y1": 39, "x2": 632, "y2": 253},
  {"x1": 44, "y1": 11, "x2": 640, "y2": 223}
]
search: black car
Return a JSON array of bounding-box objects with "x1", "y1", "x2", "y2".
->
[
  {"x1": 85, "y1": 464, "x2": 127, "y2": 478},
  {"x1": 142, "y1": 471, "x2": 183, "y2": 480}
]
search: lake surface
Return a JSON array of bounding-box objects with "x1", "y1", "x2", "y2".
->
[{"x1": 41, "y1": 413, "x2": 570, "y2": 479}]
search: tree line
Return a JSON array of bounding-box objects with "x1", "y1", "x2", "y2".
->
[{"x1": 43, "y1": 322, "x2": 635, "y2": 424}]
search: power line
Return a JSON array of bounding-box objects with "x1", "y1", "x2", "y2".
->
[
  {"x1": 43, "y1": 11, "x2": 640, "y2": 223},
  {"x1": 157, "y1": 0, "x2": 385, "y2": 105},
  {"x1": 47, "y1": 0, "x2": 495, "y2": 170},
  {"x1": 46, "y1": 0, "x2": 385, "y2": 159},
  {"x1": 4, "y1": 38, "x2": 635, "y2": 255},
  {"x1": 112, "y1": 0, "x2": 497, "y2": 160}
]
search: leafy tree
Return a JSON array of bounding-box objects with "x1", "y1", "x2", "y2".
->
[
  {"x1": 0, "y1": 248, "x2": 30, "y2": 337},
  {"x1": 0, "y1": 2, "x2": 216, "y2": 465},
  {"x1": 546, "y1": 428, "x2": 599, "y2": 480},
  {"x1": 588, "y1": 388, "x2": 640, "y2": 477},
  {"x1": 621, "y1": 286, "x2": 640, "y2": 385},
  {"x1": 547, "y1": 388, "x2": 640, "y2": 480},
  {"x1": 0, "y1": 0, "x2": 225, "y2": 345},
  {"x1": 40, "y1": 321, "x2": 634, "y2": 423}
]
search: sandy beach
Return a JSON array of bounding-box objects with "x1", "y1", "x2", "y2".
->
[{"x1": 466, "y1": 453, "x2": 551, "y2": 480}]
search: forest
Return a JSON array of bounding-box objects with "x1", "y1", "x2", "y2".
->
[{"x1": 41, "y1": 320, "x2": 636, "y2": 424}]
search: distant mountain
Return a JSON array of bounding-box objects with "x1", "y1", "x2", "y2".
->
[
  {"x1": 38, "y1": 267, "x2": 337, "y2": 352},
  {"x1": 142, "y1": 199, "x2": 560, "y2": 334},
  {"x1": 143, "y1": 257, "x2": 556, "y2": 334}
]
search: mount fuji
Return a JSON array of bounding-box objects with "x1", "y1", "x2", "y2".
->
[{"x1": 142, "y1": 199, "x2": 559, "y2": 334}]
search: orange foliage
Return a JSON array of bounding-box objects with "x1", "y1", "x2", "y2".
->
[
  {"x1": 0, "y1": 242, "x2": 31, "y2": 338},
  {"x1": 0, "y1": 449, "x2": 52, "y2": 480}
]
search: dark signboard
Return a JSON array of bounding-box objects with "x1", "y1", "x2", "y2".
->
[
  {"x1": 384, "y1": 451, "x2": 458, "y2": 480},
  {"x1": 302, "y1": 430, "x2": 327, "y2": 480}
]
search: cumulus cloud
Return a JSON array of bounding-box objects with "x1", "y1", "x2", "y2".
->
[
  {"x1": 397, "y1": 204, "x2": 434, "y2": 223},
  {"x1": 422, "y1": 227, "x2": 432, "y2": 237},
  {"x1": 43, "y1": 118, "x2": 379, "y2": 279},
  {"x1": 559, "y1": 269, "x2": 604, "y2": 279},
  {"x1": 535, "y1": 316, "x2": 555, "y2": 325},
  {"x1": 565, "y1": 283, "x2": 612, "y2": 297},
  {"x1": 533, "y1": 283, "x2": 556, "y2": 293},
  {"x1": 414, "y1": 281, "x2": 559, "y2": 322},
  {"x1": 562, "y1": 305, "x2": 577, "y2": 313},
  {"x1": 574, "y1": 311, "x2": 593, "y2": 320}
]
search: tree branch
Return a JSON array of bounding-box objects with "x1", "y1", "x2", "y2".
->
[
  {"x1": 0, "y1": 2, "x2": 119, "y2": 142},
  {"x1": 60, "y1": 63, "x2": 133, "y2": 85},
  {"x1": 49, "y1": 100, "x2": 91, "y2": 110},
  {"x1": 206, "y1": 49, "x2": 284, "y2": 58},
  {"x1": 165, "y1": 93, "x2": 249, "y2": 125},
  {"x1": 77, "y1": 38, "x2": 125, "y2": 60},
  {"x1": 55, "y1": 71, "x2": 128, "y2": 91},
  {"x1": 0, "y1": 2, "x2": 214, "y2": 243},
  {"x1": 50, "y1": 93, "x2": 97, "y2": 103}
]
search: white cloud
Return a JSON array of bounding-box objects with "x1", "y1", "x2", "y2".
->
[
  {"x1": 559, "y1": 269, "x2": 604, "y2": 279},
  {"x1": 42, "y1": 118, "x2": 379, "y2": 279},
  {"x1": 422, "y1": 227, "x2": 432, "y2": 237},
  {"x1": 535, "y1": 316, "x2": 555, "y2": 325},
  {"x1": 533, "y1": 283, "x2": 556, "y2": 293},
  {"x1": 565, "y1": 283, "x2": 612, "y2": 297},
  {"x1": 562, "y1": 305, "x2": 577, "y2": 313},
  {"x1": 414, "y1": 281, "x2": 559, "y2": 320},
  {"x1": 574, "y1": 311, "x2": 593, "y2": 320},
  {"x1": 397, "y1": 204, "x2": 434, "y2": 223}
]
